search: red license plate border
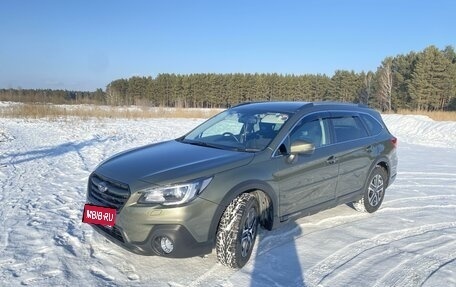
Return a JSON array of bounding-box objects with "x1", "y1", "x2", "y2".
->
[{"x1": 82, "y1": 203, "x2": 117, "y2": 227}]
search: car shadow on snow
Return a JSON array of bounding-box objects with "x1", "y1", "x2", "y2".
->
[
  {"x1": 249, "y1": 221, "x2": 306, "y2": 287},
  {"x1": 0, "y1": 136, "x2": 116, "y2": 166}
]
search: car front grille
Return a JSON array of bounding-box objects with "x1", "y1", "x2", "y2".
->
[{"x1": 87, "y1": 173, "x2": 130, "y2": 212}]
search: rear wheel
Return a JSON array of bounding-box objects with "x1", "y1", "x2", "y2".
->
[
  {"x1": 354, "y1": 166, "x2": 387, "y2": 213},
  {"x1": 216, "y1": 193, "x2": 259, "y2": 268}
]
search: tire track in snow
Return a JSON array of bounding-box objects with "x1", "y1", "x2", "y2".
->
[
  {"x1": 421, "y1": 258, "x2": 456, "y2": 286},
  {"x1": 378, "y1": 205, "x2": 456, "y2": 213},
  {"x1": 373, "y1": 235, "x2": 456, "y2": 287},
  {"x1": 306, "y1": 170, "x2": 456, "y2": 286},
  {"x1": 383, "y1": 195, "x2": 456, "y2": 206},
  {"x1": 397, "y1": 171, "x2": 456, "y2": 177},
  {"x1": 251, "y1": 204, "x2": 455, "y2": 263},
  {"x1": 314, "y1": 231, "x2": 455, "y2": 287},
  {"x1": 394, "y1": 171, "x2": 456, "y2": 185},
  {"x1": 304, "y1": 222, "x2": 456, "y2": 286},
  {"x1": 392, "y1": 184, "x2": 456, "y2": 188}
]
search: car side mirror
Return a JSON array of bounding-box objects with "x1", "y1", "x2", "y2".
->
[{"x1": 290, "y1": 140, "x2": 315, "y2": 155}]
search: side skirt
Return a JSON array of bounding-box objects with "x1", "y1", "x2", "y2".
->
[{"x1": 279, "y1": 189, "x2": 363, "y2": 223}]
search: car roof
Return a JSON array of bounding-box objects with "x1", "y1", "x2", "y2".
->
[
  {"x1": 231, "y1": 101, "x2": 370, "y2": 114},
  {"x1": 231, "y1": 101, "x2": 311, "y2": 113}
]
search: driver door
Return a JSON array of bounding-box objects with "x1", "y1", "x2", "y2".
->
[{"x1": 273, "y1": 113, "x2": 339, "y2": 217}]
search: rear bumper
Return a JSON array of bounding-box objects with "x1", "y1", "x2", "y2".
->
[{"x1": 91, "y1": 223, "x2": 213, "y2": 258}]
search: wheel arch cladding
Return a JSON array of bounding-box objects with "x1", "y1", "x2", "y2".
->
[{"x1": 375, "y1": 160, "x2": 390, "y2": 185}]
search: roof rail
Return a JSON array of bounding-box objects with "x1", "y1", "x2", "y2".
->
[
  {"x1": 314, "y1": 101, "x2": 370, "y2": 108},
  {"x1": 230, "y1": 102, "x2": 256, "y2": 108},
  {"x1": 297, "y1": 102, "x2": 314, "y2": 111}
]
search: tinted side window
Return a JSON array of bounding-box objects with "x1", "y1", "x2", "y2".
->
[
  {"x1": 290, "y1": 118, "x2": 331, "y2": 148},
  {"x1": 360, "y1": 114, "x2": 383, "y2": 136},
  {"x1": 332, "y1": 116, "x2": 368, "y2": 143}
]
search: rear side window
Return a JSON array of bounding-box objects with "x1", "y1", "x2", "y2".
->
[
  {"x1": 360, "y1": 114, "x2": 383, "y2": 136},
  {"x1": 332, "y1": 116, "x2": 368, "y2": 142}
]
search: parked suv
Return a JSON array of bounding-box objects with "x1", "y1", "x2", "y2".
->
[{"x1": 84, "y1": 102, "x2": 398, "y2": 268}]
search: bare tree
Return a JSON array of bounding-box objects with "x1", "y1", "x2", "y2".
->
[
  {"x1": 377, "y1": 59, "x2": 393, "y2": 112},
  {"x1": 359, "y1": 72, "x2": 373, "y2": 105}
]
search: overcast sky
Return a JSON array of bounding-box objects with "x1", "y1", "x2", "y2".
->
[{"x1": 1, "y1": 0, "x2": 455, "y2": 91}]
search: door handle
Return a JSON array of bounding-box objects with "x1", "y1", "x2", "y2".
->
[
  {"x1": 366, "y1": 145, "x2": 373, "y2": 153},
  {"x1": 326, "y1": 156, "x2": 338, "y2": 165}
]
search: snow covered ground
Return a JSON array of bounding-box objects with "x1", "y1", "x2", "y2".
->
[{"x1": 0, "y1": 111, "x2": 455, "y2": 286}]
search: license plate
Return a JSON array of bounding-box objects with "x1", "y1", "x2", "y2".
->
[{"x1": 82, "y1": 204, "x2": 116, "y2": 227}]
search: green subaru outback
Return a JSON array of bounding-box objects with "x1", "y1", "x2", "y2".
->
[{"x1": 84, "y1": 102, "x2": 398, "y2": 268}]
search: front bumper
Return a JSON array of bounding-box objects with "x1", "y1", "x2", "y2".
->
[
  {"x1": 88, "y1": 194, "x2": 220, "y2": 258},
  {"x1": 91, "y1": 223, "x2": 213, "y2": 258}
]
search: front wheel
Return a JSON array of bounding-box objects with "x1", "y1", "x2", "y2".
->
[
  {"x1": 216, "y1": 193, "x2": 259, "y2": 268},
  {"x1": 354, "y1": 166, "x2": 387, "y2": 213}
]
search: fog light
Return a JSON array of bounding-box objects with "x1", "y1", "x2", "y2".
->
[{"x1": 160, "y1": 236, "x2": 174, "y2": 254}]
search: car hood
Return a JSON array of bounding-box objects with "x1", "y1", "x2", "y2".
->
[{"x1": 95, "y1": 140, "x2": 254, "y2": 186}]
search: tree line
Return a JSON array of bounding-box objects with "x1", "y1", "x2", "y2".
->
[
  {"x1": 1, "y1": 45, "x2": 455, "y2": 111},
  {"x1": 0, "y1": 88, "x2": 105, "y2": 105}
]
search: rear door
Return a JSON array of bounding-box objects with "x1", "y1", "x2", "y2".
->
[{"x1": 330, "y1": 112, "x2": 374, "y2": 200}]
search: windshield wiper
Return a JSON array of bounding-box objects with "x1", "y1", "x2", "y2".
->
[
  {"x1": 181, "y1": 139, "x2": 225, "y2": 150},
  {"x1": 181, "y1": 139, "x2": 259, "y2": 153},
  {"x1": 244, "y1": 148, "x2": 260, "y2": 152},
  {"x1": 221, "y1": 146, "x2": 260, "y2": 153}
]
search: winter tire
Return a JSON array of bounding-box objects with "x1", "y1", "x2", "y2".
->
[
  {"x1": 216, "y1": 193, "x2": 259, "y2": 268},
  {"x1": 354, "y1": 166, "x2": 387, "y2": 213}
]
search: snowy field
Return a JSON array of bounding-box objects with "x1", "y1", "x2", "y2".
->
[{"x1": 0, "y1": 111, "x2": 455, "y2": 286}]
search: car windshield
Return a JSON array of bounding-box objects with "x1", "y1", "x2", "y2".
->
[{"x1": 180, "y1": 109, "x2": 291, "y2": 152}]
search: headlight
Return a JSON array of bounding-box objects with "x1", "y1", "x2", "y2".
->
[{"x1": 138, "y1": 177, "x2": 212, "y2": 206}]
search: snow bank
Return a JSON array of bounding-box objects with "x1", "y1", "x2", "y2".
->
[{"x1": 382, "y1": 114, "x2": 456, "y2": 148}]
